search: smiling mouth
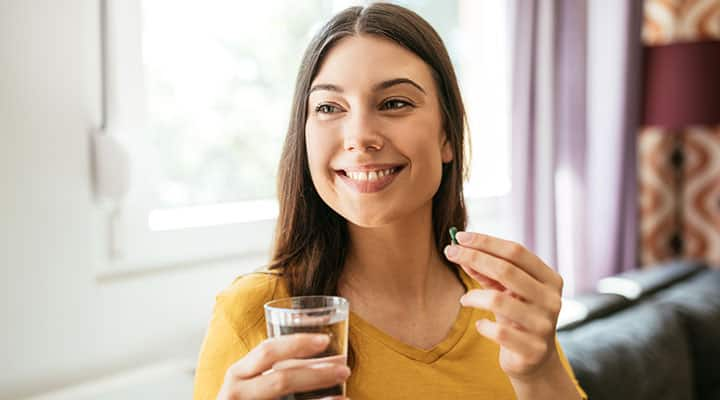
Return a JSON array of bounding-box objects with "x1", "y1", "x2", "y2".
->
[
  {"x1": 338, "y1": 166, "x2": 403, "y2": 181},
  {"x1": 335, "y1": 165, "x2": 406, "y2": 193}
]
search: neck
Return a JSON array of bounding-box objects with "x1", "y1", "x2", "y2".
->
[{"x1": 339, "y1": 204, "x2": 455, "y2": 310}]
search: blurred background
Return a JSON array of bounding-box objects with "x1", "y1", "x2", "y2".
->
[{"x1": 1, "y1": 0, "x2": 718, "y2": 399}]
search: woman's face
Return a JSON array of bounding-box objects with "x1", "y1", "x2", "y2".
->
[{"x1": 305, "y1": 35, "x2": 452, "y2": 227}]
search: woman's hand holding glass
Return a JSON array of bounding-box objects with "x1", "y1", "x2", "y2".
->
[
  {"x1": 444, "y1": 231, "x2": 565, "y2": 381},
  {"x1": 217, "y1": 334, "x2": 351, "y2": 400}
]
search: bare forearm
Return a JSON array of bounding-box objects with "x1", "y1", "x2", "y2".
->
[{"x1": 509, "y1": 354, "x2": 582, "y2": 400}]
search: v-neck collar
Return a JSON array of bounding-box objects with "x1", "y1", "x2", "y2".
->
[{"x1": 348, "y1": 267, "x2": 475, "y2": 364}]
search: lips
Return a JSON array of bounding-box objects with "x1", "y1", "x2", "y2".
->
[{"x1": 335, "y1": 164, "x2": 406, "y2": 194}]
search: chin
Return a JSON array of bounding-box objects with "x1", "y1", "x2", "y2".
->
[{"x1": 338, "y1": 207, "x2": 400, "y2": 228}]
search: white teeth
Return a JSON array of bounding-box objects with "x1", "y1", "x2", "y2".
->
[{"x1": 345, "y1": 167, "x2": 398, "y2": 182}]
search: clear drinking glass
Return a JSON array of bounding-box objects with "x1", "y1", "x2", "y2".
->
[{"x1": 264, "y1": 296, "x2": 350, "y2": 400}]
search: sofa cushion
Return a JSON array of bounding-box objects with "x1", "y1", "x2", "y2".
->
[
  {"x1": 557, "y1": 293, "x2": 630, "y2": 331},
  {"x1": 596, "y1": 260, "x2": 704, "y2": 300},
  {"x1": 653, "y1": 269, "x2": 720, "y2": 398},
  {"x1": 558, "y1": 301, "x2": 693, "y2": 400}
]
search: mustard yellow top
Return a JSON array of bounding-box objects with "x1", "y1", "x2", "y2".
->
[{"x1": 193, "y1": 268, "x2": 587, "y2": 400}]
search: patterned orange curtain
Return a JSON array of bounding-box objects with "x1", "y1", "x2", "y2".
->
[{"x1": 640, "y1": 0, "x2": 720, "y2": 267}]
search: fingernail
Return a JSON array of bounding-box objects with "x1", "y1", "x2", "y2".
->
[
  {"x1": 445, "y1": 245, "x2": 459, "y2": 258},
  {"x1": 337, "y1": 366, "x2": 351, "y2": 379},
  {"x1": 459, "y1": 295, "x2": 466, "y2": 305},
  {"x1": 313, "y1": 335, "x2": 330, "y2": 346},
  {"x1": 456, "y1": 231, "x2": 471, "y2": 243},
  {"x1": 475, "y1": 319, "x2": 489, "y2": 330}
]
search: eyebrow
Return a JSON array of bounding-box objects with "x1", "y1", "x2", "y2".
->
[{"x1": 308, "y1": 78, "x2": 427, "y2": 95}]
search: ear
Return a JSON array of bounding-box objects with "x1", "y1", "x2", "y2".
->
[{"x1": 441, "y1": 133, "x2": 454, "y2": 163}]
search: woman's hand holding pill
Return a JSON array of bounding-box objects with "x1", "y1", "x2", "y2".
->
[{"x1": 444, "y1": 231, "x2": 565, "y2": 383}]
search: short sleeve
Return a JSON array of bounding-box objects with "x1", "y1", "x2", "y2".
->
[
  {"x1": 193, "y1": 298, "x2": 251, "y2": 400},
  {"x1": 555, "y1": 337, "x2": 588, "y2": 400}
]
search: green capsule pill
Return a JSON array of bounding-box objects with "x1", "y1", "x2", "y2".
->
[{"x1": 449, "y1": 226, "x2": 458, "y2": 245}]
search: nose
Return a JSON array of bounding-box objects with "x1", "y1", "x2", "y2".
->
[{"x1": 343, "y1": 111, "x2": 383, "y2": 152}]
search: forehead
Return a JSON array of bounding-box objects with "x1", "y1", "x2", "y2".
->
[{"x1": 311, "y1": 34, "x2": 436, "y2": 92}]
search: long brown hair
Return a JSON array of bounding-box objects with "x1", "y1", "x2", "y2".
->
[{"x1": 269, "y1": 3, "x2": 469, "y2": 349}]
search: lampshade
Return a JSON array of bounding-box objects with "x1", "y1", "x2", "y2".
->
[{"x1": 642, "y1": 40, "x2": 720, "y2": 129}]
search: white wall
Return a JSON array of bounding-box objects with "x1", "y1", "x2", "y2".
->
[{"x1": 0, "y1": 1, "x2": 262, "y2": 398}]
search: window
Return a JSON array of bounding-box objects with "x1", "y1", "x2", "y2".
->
[{"x1": 99, "y1": 0, "x2": 512, "y2": 273}]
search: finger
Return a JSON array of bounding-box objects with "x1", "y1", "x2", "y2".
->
[
  {"x1": 461, "y1": 290, "x2": 555, "y2": 336},
  {"x1": 272, "y1": 354, "x2": 346, "y2": 371},
  {"x1": 495, "y1": 314, "x2": 523, "y2": 330},
  {"x1": 449, "y1": 245, "x2": 562, "y2": 313},
  {"x1": 474, "y1": 318, "x2": 548, "y2": 364},
  {"x1": 237, "y1": 363, "x2": 351, "y2": 400},
  {"x1": 229, "y1": 334, "x2": 330, "y2": 379},
  {"x1": 462, "y1": 267, "x2": 506, "y2": 291},
  {"x1": 446, "y1": 245, "x2": 545, "y2": 304},
  {"x1": 455, "y1": 232, "x2": 563, "y2": 290}
]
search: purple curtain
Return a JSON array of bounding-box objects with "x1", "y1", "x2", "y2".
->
[{"x1": 510, "y1": 0, "x2": 643, "y2": 295}]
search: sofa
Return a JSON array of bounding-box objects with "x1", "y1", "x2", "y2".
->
[{"x1": 557, "y1": 261, "x2": 720, "y2": 400}]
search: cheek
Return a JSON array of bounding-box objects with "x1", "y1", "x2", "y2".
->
[
  {"x1": 305, "y1": 136, "x2": 322, "y2": 172},
  {"x1": 399, "y1": 121, "x2": 445, "y2": 183},
  {"x1": 414, "y1": 143, "x2": 444, "y2": 189},
  {"x1": 305, "y1": 124, "x2": 335, "y2": 188}
]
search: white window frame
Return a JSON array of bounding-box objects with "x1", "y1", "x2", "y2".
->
[{"x1": 96, "y1": 0, "x2": 276, "y2": 275}]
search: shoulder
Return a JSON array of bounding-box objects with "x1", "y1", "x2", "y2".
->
[{"x1": 215, "y1": 269, "x2": 289, "y2": 337}]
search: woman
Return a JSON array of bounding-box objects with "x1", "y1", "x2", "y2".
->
[{"x1": 194, "y1": 3, "x2": 586, "y2": 399}]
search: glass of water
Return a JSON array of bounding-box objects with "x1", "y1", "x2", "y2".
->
[{"x1": 264, "y1": 296, "x2": 350, "y2": 400}]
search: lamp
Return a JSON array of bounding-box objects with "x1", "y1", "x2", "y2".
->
[{"x1": 642, "y1": 40, "x2": 720, "y2": 128}]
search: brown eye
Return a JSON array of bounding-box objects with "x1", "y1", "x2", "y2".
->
[
  {"x1": 381, "y1": 99, "x2": 412, "y2": 110},
  {"x1": 315, "y1": 104, "x2": 340, "y2": 114}
]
